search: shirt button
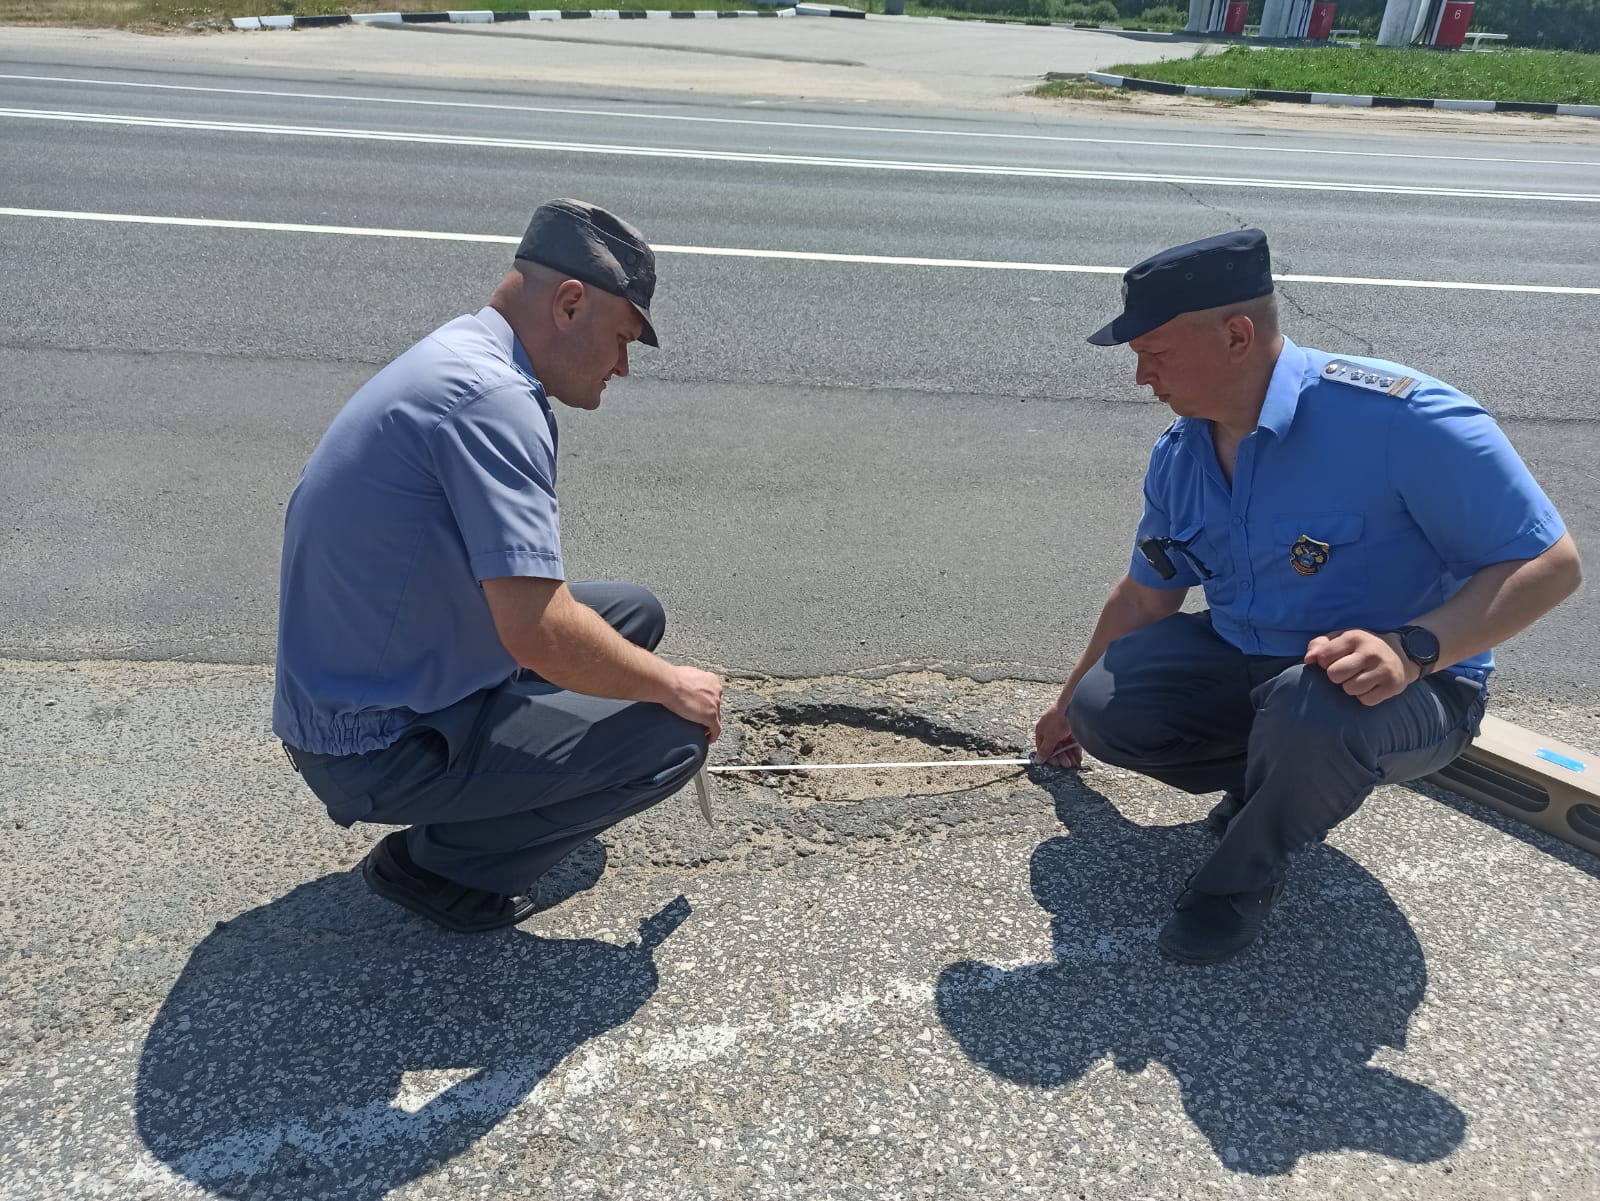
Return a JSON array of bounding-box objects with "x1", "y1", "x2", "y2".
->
[
  {"x1": 1241, "y1": 580, "x2": 1252, "y2": 592},
  {"x1": 1233, "y1": 516, "x2": 1245, "y2": 526}
]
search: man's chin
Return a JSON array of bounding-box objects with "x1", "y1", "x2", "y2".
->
[{"x1": 554, "y1": 391, "x2": 603, "y2": 411}]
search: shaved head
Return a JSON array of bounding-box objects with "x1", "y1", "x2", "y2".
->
[{"x1": 1177, "y1": 293, "x2": 1280, "y2": 340}]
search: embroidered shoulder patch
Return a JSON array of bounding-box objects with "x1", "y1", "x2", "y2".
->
[{"x1": 1320, "y1": 360, "x2": 1419, "y2": 399}]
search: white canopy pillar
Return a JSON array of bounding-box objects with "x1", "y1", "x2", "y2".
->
[
  {"x1": 1378, "y1": 0, "x2": 1429, "y2": 45},
  {"x1": 1186, "y1": 0, "x2": 1231, "y2": 32},
  {"x1": 1259, "y1": 0, "x2": 1314, "y2": 37}
]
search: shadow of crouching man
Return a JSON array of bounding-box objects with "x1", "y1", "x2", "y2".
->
[
  {"x1": 136, "y1": 859, "x2": 688, "y2": 1199},
  {"x1": 935, "y1": 777, "x2": 1466, "y2": 1177}
]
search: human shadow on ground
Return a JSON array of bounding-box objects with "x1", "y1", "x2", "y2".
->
[
  {"x1": 137, "y1": 843, "x2": 685, "y2": 1200},
  {"x1": 936, "y1": 776, "x2": 1465, "y2": 1176}
]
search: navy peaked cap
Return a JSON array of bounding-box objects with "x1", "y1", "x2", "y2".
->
[{"x1": 1087, "y1": 228, "x2": 1274, "y2": 347}]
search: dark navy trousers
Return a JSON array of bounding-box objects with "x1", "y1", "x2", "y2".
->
[
  {"x1": 288, "y1": 582, "x2": 709, "y2": 894},
  {"x1": 1067, "y1": 611, "x2": 1485, "y2": 895}
]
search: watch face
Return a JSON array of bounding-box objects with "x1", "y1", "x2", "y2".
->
[{"x1": 1403, "y1": 626, "x2": 1441, "y2": 664}]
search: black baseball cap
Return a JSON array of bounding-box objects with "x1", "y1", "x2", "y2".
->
[
  {"x1": 1087, "y1": 228, "x2": 1274, "y2": 347},
  {"x1": 515, "y1": 199, "x2": 659, "y2": 348}
]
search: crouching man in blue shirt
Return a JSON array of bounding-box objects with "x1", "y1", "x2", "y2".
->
[
  {"x1": 1034, "y1": 229, "x2": 1581, "y2": 966},
  {"x1": 274, "y1": 199, "x2": 722, "y2": 933}
]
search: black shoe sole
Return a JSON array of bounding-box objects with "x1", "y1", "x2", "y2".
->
[
  {"x1": 361, "y1": 838, "x2": 537, "y2": 934},
  {"x1": 1156, "y1": 930, "x2": 1260, "y2": 965}
]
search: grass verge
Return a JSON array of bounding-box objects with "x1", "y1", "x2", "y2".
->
[
  {"x1": 1097, "y1": 45, "x2": 1600, "y2": 105},
  {"x1": 1033, "y1": 76, "x2": 1131, "y2": 99}
]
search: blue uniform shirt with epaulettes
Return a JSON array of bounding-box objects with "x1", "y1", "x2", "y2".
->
[{"x1": 1130, "y1": 336, "x2": 1566, "y2": 690}]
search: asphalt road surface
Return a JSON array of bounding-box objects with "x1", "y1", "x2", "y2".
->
[{"x1": 1, "y1": 49, "x2": 1596, "y2": 698}]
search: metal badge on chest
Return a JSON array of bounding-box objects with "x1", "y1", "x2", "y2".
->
[{"x1": 1291, "y1": 534, "x2": 1331, "y2": 576}]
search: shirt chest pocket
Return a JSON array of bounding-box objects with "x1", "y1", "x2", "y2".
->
[
  {"x1": 1168, "y1": 519, "x2": 1233, "y2": 582},
  {"x1": 1271, "y1": 513, "x2": 1366, "y2": 580}
]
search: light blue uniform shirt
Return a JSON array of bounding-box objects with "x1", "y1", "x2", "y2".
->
[
  {"x1": 1131, "y1": 337, "x2": 1565, "y2": 689},
  {"x1": 273, "y1": 308, "x2": 563, "y2": 755}
]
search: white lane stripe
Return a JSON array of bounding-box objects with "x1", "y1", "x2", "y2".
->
[
  {"x1": 2, "y1": 208, "x2": 1596, "y2": 296},
  {"x1": 2, "y1": 71, "x2": 1596, "y2": 170},
  {"x1": 4, "y1": 106, "x2": 1599, "y2": 204}
]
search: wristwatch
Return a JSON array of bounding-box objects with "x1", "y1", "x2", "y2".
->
[{"x1": 1390, "y1": 625, "x2": 1441, "y2": 674}]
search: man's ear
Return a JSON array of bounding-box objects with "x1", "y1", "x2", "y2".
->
[
  {"x1": 1224, "y1": 314, "x2": 1256, "y2": 358},
  {"x1": 550, "y1": 278, "x2": 587, "y2": 330}
]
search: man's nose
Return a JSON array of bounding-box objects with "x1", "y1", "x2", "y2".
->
[{"x1": 614, "y1": 346, "x2": 630, "y2": 378}]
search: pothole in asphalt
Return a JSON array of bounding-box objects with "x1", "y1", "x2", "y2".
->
[{"x1": 718, "y1": 702, "x2": 1031, "y2": 803}]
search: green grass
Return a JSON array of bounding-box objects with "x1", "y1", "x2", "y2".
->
[
  {"x1": 1097, "y1": 45, "x2": 1600, "y2": 105},
  {"x1": 1033, "y1": 76, "x2": 1132, "y2": 99},
  {"x1": 0, "y1": 0, "x2": 766, "y2": 29}
]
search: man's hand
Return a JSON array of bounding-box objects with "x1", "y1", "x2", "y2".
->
[
  {"x1": 664, "y1": 665, "x2": 724, "y2": 741},
  {"x1": 1033, "y1": 703, "x2": 1084, "y2": 768},
  {"x1": 1304, "y1": 629, "x2": 1419, "y2": 707}
]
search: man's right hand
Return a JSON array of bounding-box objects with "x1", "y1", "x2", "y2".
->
[
  {"x1": 1033, "y1": 702, "x2": 1083, "y2": 768},
  {"x1": 665, "y1": 665, "x2": 724, "y2": 741}
]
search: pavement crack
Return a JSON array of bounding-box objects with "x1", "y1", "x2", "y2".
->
[
  {"x1": 1159, "y1": 177, "x2": 1256, "y2": 233},
  {"x1": 1133, "y1": 181, "x2": 1382, "y2": 358},
  {"x1": 1271, "y1": 272, "x2": 1380, "y2": 356}
]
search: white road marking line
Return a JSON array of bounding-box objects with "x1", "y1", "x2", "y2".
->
[
  {"x1": 3, "y1": 71, "x2": 1596, "y2": 169},
  {"x1": 2, "y1": 207, "x2": 1597, "y2": 296},
  {"x1": 3, "y1": 106, "x2": 1599, "y2": 204}
]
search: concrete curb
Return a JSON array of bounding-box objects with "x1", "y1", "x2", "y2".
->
[
  {"x1": 231, "y1": 8, "x2": 796, "y2": 28},
  {"x1": 1082, "y1": 71, "x2": 1600, "y2": 119}
]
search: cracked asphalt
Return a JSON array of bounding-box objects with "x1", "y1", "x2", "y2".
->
[{"x1": 3, "y1": 663, "x2": 1598, "y2": 1200}]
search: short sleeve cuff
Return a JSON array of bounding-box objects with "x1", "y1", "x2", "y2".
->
[
  {"x1": 1452, "y1": 510, "x2": 1567, "y2": 577},
  {"x1": 471, "y1": 547, "x2": 565, "y2": 582}
]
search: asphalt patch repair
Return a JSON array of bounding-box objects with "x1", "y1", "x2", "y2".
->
[
  {"x1": 723, "y1": 701, "x2": 1032, "y2": 803},
  {"x1": 606, "y1": 671, "x2": 1080, "y2": 873}
]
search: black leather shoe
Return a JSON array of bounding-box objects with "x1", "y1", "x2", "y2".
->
[
  {"x1": 1202, "y1": 791, "x2": 1243, "y2": 835},
  {"x1": 361, "y1": 831, "x2": 539, "y2": 934},
  {"x1": 1158, "y1": 881, "x2": 1285, "y2": 965}
]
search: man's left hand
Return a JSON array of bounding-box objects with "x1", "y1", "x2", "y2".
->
[{"x1": 1304, "y1": 629, "x2": 1419, "y2": 707}]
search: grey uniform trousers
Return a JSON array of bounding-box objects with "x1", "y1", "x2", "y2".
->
[
  {"x1": 287, "y1": 581, "x2": 709, "y2": 895},
  {"x1": 1067, "y1": 611, "x2": 1485, "y2": 896}
]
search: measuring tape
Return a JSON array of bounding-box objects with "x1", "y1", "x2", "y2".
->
[{"x1": 692, "y1": 753, "x2": 1052, "y2": 826}]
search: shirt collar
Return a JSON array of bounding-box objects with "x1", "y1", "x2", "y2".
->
[
  {"x1": 1257, "y1": 336, "x2": 1307, "y2": 439},
  {"x1": 475, "y1": 305, "x2": 539, "y2": 383}
]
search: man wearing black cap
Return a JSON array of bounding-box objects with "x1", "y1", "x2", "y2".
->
[
  {"x1": 274, "y1": 199, "x2": 722, "y2": 933},
  {"x1": 1034, "y1": 228, "x2": 1581, "y2": 965}
]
